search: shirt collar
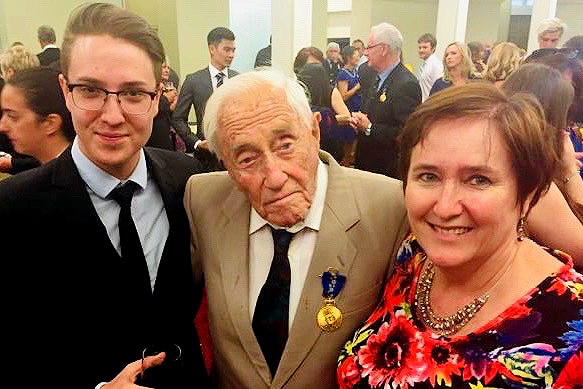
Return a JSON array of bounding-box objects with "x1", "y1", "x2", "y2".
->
[
  {"x1": 209, "y1": 63, "x2": 228, "y2": 78},
  {"x1": 377, "y1": 60, "x2": 400, "y2": 88},
  {"x1": 41, "y1": 44, "x2": 58, "y2": 51},
  {"x1": 71, "y1": 136, "x2": 148, "y2": 199},
  {"x1": 249, "y1": 160, "x2": 328, "y2": 234}
]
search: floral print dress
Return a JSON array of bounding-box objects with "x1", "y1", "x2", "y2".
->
[{"x1": 337, "y1": 235, "x2": 583, "y2": 388}]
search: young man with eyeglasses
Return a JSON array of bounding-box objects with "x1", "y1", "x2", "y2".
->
[{"x1": 0, "y1": 3, "x2": 209, "y2": 389}]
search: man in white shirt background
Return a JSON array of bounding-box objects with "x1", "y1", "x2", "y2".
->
[{"x1": 416, "y1": 33, "x2": 443, "y2": 102}]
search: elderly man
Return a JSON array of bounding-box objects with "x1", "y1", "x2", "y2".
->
[
  {"x1": 352, "y1": 22, "x2": 421, "y2": 178},
  {"x1": 323, "y1": 41, "x2": 341, "y2": 85},
  {"x1": 537, "y1": 17, "x2": 567, "y2": 49},
  {"x1": 0, "y1": 3, "x2": 208, "y2": 389},
  {"x1": 184, "y1": 69, "x2": 408, "y2": 388}
]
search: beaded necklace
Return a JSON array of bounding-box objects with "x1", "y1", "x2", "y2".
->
[{"x1": 415, "y1": 257, "x2": 514, "y2": 337}]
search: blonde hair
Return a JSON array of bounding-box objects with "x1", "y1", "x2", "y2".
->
[
  {"x1": 484, "y1": 42, "x2": 524, "y2": 83},
  {"x1": 442, "y1": 41, "x2": 474, "y2": 82},
  {"x1": 0, "y1": 45, "x2": 40, "y2": 78}
]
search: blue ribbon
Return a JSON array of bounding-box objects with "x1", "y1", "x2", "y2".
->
[{"x1": 321, "y1": 268, "x2": 346, "y2": 298}]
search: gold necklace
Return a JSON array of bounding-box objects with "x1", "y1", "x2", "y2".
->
[{"x1": 415, "y1": 260, "x2": 489, "y2": 336}]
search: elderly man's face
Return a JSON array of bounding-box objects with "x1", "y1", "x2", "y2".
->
[
  {"x1": 326, "y1": 47, "x2": 340, "y2": 62},
  {"x1": 538, "y1": 31, "x2": 561, "y2": 48},
  {"x1": 217, "y1": 87, "x2": 321, "y2": 227}
]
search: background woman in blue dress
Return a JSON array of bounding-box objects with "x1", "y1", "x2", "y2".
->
[{"x1": 336, "y1": 45, "x2": 362, "y2": 166}]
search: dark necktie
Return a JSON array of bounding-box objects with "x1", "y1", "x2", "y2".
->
[
  {"x1": 109, "y1": 181, "x2": 152, "y2": 298},
  {"x1": 216, "y1": 72, "x2": 226, "y2": 88},
  {"x1": 252, "y1": 227, "x2": 295, "y2": 376},
  {"x1": 373, "y1": 75, "x2": 381, "y2": 93}
]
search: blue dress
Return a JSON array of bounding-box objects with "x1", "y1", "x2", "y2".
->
[{"x1": 335, "y1": 67, "x2": 362, "y2": 142}]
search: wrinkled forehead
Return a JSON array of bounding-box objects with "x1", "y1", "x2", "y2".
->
[{"x1": 218, "y1": 86, "x2": 292, "y2": 130}]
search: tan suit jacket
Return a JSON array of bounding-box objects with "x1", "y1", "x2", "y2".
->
[{"x1": 184, "y1": 151, "x2": 408, "y2": 388}]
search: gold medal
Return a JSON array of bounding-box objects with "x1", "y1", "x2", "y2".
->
[
  {"x1": 379, "y1": 92, "x2": 387, "y2": 103},
  {"x1": 316, "y1": 298, "x2": 343, "y2": 332}
]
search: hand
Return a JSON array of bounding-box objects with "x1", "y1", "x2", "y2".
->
[
  {"x1": 197, "y1": 140, "x2": 209, "y2": 150},
  {"x1": 0, "y1": 153, "x2": 13, "y2": 173},
  {"x1": 101, "y1": 353, "x2": 165, "y2": 389},
  {"x1": 558, "y1": 131, "x2": 582, "y2": 179},
  {"x1": 351, "y1": 111, "x2": 371, "y2": 133}
]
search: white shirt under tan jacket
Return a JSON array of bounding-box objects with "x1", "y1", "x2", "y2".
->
[
  {"x1": 417, "y1": 52, "x2": 443, "y2": 102},
  {"x1": 183, "y1": 150, "x2": 408, "y2": 389}
]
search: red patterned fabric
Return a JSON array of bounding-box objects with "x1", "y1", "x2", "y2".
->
[{"x1": 194, "y1": 288, "x2": 213, "y2": 374}]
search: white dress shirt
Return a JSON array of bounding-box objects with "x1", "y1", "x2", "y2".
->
[
  {"x1": 417, "y1": 52, "x2": 443, "y2": 102},
  {"x1": 248, "y1": 161, "x2": 328, "y2": 328},
  {"x1": 209, "y1": 63, "x2": 230, "y2": 90}
]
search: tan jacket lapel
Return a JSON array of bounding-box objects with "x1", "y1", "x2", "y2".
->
[
  {"x1": 273, "y1": 152, "x2": 360, "y2": 387},
  {"x1": 218, "y1": 188, "x2": 273, "y2": 385}
]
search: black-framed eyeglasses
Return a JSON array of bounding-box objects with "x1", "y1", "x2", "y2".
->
[
  {"x1": 66, "y1": 83, "x2": 157, "y2": 115},
  {"x1": 365, "y1": 43, "x2": 385, "y2": 50}
]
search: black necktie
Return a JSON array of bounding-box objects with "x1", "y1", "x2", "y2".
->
[
  {"x1": 216, "y1": 72, "x2": 225, "y2": 88},
  {"x1": 252, "y1": 227, "x2": 294, "y2": 376},
  {"x1": 109, "y1": 182, "x2": 152, "y2": 298}
]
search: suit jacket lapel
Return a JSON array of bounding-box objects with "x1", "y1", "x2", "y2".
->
[
  {"x1": 218, "y1": 187, "x2": 275, "y2": 384},
  {"x1": 203, "y1": 68, "x2": 213, "y2": 96},
  {"x1": 273, "y1": 152, "x2": 359, "y2": 387},
  {"x1": 51, "y1": 147, "x2": 118, "y2": 255}
]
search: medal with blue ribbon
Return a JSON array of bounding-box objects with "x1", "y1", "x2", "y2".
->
[{"x1": 317, "y1": 267, "x2": 346, "y2": 332}]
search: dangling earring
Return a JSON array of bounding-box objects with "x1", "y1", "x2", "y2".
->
[{"x1": 517, "y1": 217, "x2": 527, "y2": 241}]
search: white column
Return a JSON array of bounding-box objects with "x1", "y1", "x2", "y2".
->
[
  {"x1": 272, "y1": 0, "x2": 313, "y2": 76},
  {"x1": 527, "y1": 0, "x2": 557, "y2": 54},
  {"x1": 434, "y1": 0, "x2": 469, "y2": 59}
]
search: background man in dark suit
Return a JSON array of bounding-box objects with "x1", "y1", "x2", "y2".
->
[
  {"x1": 0, "y1": 3, "x2": 208, "y2": 389},
  {"x1": 36, "y1": 24, "x2": 61, "y2": 67},
  {"x1": 322, "y1": 41, "x2": 341, "y2": 86},
  {"x1": 352, "y1": 22, "x2": 421, "y2": 178},
  {"x1": 172, "y1": 27, "x2": 238, "y2": 171}
]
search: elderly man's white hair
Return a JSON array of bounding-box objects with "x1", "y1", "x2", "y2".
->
[
  {"x1": 370, "y1": 22, "x2": 403, "y2": 54},
  {"x1": 326, "y1": 41, "x2": 340, "y2": 51},
  {"x1": 537, "y1": 17, "x2": 567, "y2": 38},
  {"x1": 203, "y1": 69, "x2": 314, "y2": 159}
]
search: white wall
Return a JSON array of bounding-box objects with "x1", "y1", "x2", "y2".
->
[
  {"x1": 0, "y1": 0, "x2": 122, "y2": 51},
  {"x1": 230, "y1": 0, "x2": 271, "y2": 72}
]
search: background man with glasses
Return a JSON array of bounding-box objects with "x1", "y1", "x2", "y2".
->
[
  {"x1": 351, "y1": 22, "x2": 421, "y2": 178},
  {"x1": 0, "y1": 3, "x2": 209, "y2": 389}
]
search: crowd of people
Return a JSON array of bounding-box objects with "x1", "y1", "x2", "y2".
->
[{"x1": 0, "y1": 3, "x2": 582, "y2": 389}]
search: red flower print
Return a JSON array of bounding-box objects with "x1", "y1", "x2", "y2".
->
[
  {"x1": 421, "y1": 335, "x2": 464, "y2": 386},
  {"x1": 554, "y1": 350, "x2": 583, "y2": 388},
  {"x1": 357, "y1": 317, "x2": 426, "y2": 389},
  {"x1": 338, "y1": 355, "x2": 362, "y2": 389}
]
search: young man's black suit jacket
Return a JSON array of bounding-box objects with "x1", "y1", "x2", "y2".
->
[
  {"x1": 0, "y1": 146, "x2": 209, "y2": 388},
  {"x1": 355, "y1": 62, "x2": 421, "y2": 178}
]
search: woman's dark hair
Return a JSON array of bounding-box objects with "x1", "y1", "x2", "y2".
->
[
  {"x1": 502, "y1": 63, "x2": 574, "y2": 165},
  {"x1": 293, "y1": 47, "x2": 324, "y2": 74},
  {"x1": 7, "y1": 66, "x2": 75, "y2": 141},
  {"x1": 341, "y1": 46, "x2": 355, "y2": 65},
  {"x1": 527, "y1": 53, "x2": 583, "y2": 123},
  {"x1": 296, "y1": 63, "x2": 332, "y2": 109}
]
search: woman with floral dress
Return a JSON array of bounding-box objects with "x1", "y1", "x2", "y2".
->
[{"x1": 337, "y1": 83, "x2": 583, "y2": 388}]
